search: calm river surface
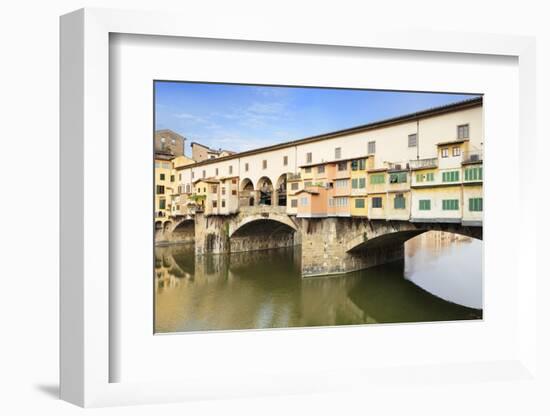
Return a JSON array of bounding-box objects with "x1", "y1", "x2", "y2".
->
[{"x1": 155, "y1": 231, "x2": 482, "y2": 333}]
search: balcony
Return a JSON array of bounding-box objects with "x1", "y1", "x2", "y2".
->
[
  {"x1": 389, "y1": 162, "x2": 409, "y2": 172},
  {"x1": 409, "y1": 158, "x2": 438, "y2": 170},
  {"x1": 287, "y1": 172, "x2": 301, "y2": 181},
  {"x1": 462, "y1": 150, "x2": 483, "y2": 164}
]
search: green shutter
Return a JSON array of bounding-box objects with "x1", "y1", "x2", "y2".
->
[
  {"x1": 419, "y1": 200, "x2": 431, "y2": 210},
  {"x1": 394, "y1": 196, "x2": 405, "y2": 209},
  {"x1": 469, "y1": 197, "x2": 483, "y2": 211}
]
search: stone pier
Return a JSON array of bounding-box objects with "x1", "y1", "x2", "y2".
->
[{"x1": 162, "y1": 207, "x2": 482, "y2": 277}]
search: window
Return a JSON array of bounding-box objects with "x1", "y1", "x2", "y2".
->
[
  {"x1": 394, "y1": 194, "x2": 406, "y2": 209},
  {"x1": 262, "y1": 160, "x2": 267, "y2": 169},
  {"x1": 331, "y1": 197, "x2": 348, "y2": 207},
  {"x1": 441, "y1": 148, "x2": 449, "y2": 158},
  {"x1": 222, "y1": 187, "x2": 226, "y2": 195},
  {"x1": 389, "y1": 172, "x2": 407, "y2": 183},
  {"x1": 159, "y1": 198, "x2": 166, "y2": 209},
  {"x1": 469, "y1": 198, "x2": 483, "y2": 212},
  {"x1": 229, "y1": 166, "x2": 233, "y2": 175},
  {"x1": 212, "y1": 185, "x2": 217, "y2": 193},
  {"x1": 317, "y1": 165, "x2": 325, "y2": 174},
  {"x1": 371, "y1": 197, "x2": 382, "y2": 208},
  {"x1": 212, "y1": 201, "x2": 217, "y2": 208},
  {"x1": 232, "y1": 178, "x2": 237, "y2": 184},
  {"x1": 221, "y1": 200, "x2": 226, "y2": 208},
  {"x1": 416, "y1": 172, "x2": 435, "y2": 183},
  {"x1": 245, "y1": 163, "x2": 249, "y2": 172},
  {"x1": 452, "y1": 147, "x2": 461, "y2": 157},
  {"x1": 215, "y1": 168, "x2": 219, "y2": 176},
  {"x1": 232, "y1": 190, "x2": 237, "y2": 195},
  {"x1": 458, "y1": 124, "x2": 470, "y2": 139},
  {"x1": 300, "y1": 197, "x2": 308, "y2": 206},
  {"x1": 442, "y1": 171, "x2": 460, "y2": 182},
  {"x1": 283, "y1": 156, "x2": 288, "y2": 166},
  {"x1": 291, "y1": 182, "x2": 299, "y2": 190},
  {"x1": 354, "y1": 198, "x2": 365, "y2": 209},
  {"x1": 335, "y1": 179, "x2": 348, "y2": 188},
  {"x1": 408, "y1": 133, "x2": 417, "y2": 147},
  {"x1": 202, "y1": 170, "x2": 206, "y2": 178},
  {"x1": 465, "y1": 166, "x2": 483, "y2": 181},
  {"x1": 191, "y1": 172, "x2": 195, "y2": 179},
  {"x1": 306, "y1": 152, "x2": 312, "y2": 163},
  {"x1": 304, "y1": 181, "x2": 313, "y2": 188},
  {"x1": 335, "y1": 147, "x2": 342, "y2": 159},
  {"x1": 368, "y1": 141, "x2": 376, "y2": 154},
  {"x1": 159, "y1": 173, "x2": 165, "y2": 181},
  {"x1": 155, "y1": 162, "x2": 160, "y2": 168},
  {"x1": 156, "y1": 185, "x2": 165, "y2": 195},
  {"x1": 170, "y1": 175, "x2": 175, "y2": 182},
  {"x1": 351, "y1": 178, "x2": 366, "y2": 189},
  {"x1": 442, "y1": 199, "x2": 459, "y2": 210},
  {"x1": 178, "y1": 173, "x2": 182, "y2": 181},
  {"x1": 351, "y1": 158, "x2": 366, "y2": 171},
  {"x1": 291, "y1": 199, "x2": 298, "y2": 208},
  {"x1": 304, "y1": 167, "x2": 312, "y2": 173},
  {"x1": 370, "y1": 174, "x2": 385, "y2": 184},
  {"x1": 185, "y1": 184, "x2": 190, "y2": 193},
  {"x1": 337, "y1": 162, "x2": 347, "y2": 171},
  {"x1": 419, "y1": 200, "x2": 431, "y2": 210}
]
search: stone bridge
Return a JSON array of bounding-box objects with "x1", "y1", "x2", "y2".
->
[{"x1": 158, "y1": 206, "x2": 482, "y2": 277}]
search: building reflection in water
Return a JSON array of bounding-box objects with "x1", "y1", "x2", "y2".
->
[{"x1": 155, "y1": 231, "x2": 482, "y2": 333}]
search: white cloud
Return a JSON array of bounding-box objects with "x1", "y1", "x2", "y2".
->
[{"x1": 174, "y1": 112, "x2": 208, "y2": 123}]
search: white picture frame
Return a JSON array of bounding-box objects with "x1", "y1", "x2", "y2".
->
[{"x1": 60, "y1": 8, "x2": 537, "y2": 407}]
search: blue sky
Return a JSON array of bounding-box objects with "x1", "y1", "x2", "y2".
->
[{"x1": 155, "y1": 82, "x2": 479, "y2": 154}]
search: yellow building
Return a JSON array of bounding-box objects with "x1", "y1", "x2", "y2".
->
[
  {"x1": 154, "y1": 153, "x2": 176, "y2": 220},
  {"x1": 350, "y1": 157, "x2": 368, "y2": 217}
]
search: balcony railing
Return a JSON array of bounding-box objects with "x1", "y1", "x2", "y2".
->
[
  {"x1": 287, "y1": 172, "x2": 301, "y2": 180},
  {"x1": 387, "y1": 161, "x2": 410, "y2": 171},
  {"x1": 462, "y1": 150, "x2": 483, "y2": 164},
  {"x1": 409, "y1": 158, "x2": 438, "y2": 170}
]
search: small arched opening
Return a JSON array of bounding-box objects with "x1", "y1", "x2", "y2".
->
[
  {"x1": 240, "y1": 178, "x2": 255, "y2": 207},
  {"x1": 256, "y1": 176, "x2": 273, "y2": 206},
  {"x1": 275, "y1": 174, "x2": 287, "y2": 207}
]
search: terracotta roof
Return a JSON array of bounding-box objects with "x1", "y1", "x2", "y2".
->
[{"x1": 437, "y1": 138, "x2": 469, "y2": 146}]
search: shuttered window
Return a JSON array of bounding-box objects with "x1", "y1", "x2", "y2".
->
[
  {"x1": 442, "y1": 171, "x2": 460, "y2": 182},
  {"x1": 465, "y1": 166, "x2": 483, "y2": 181},
  {"x1": 370, "y1": 174, "x2": 385, "y2": 184},
  {"x1": 354, "y1": 198, "x2": 365, "y2": 208},
  {"x1": 469, "y1": 197, "x2": 483, "y2": 211},
  {"x1": 394, "y1": 194, "x2": 406, "y2": 209},
  {"x1": 458, "y1": 124, "x2": 470, "y2": 139},
  {"x1": 419, "y1": 200, "x2": 431, "y2": 210},
  {"x1": 371, "y1": 197, "x2": 382, "y2": 208},
  {"x1": 442, "y1": 199, "x2": 459, "y2": 210}
]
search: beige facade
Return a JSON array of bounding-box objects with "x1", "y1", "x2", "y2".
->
[{"x1": 164, "y1": 97, "x2": 483, "y2": 226}]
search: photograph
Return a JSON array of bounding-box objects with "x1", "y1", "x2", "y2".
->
[{"x1": 153, "y1": 81, "x2": 484, "y2": 333}]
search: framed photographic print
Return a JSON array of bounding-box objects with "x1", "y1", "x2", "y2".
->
[{"x1": 60, "y1": 7, "x2": 538, "y2": 408}]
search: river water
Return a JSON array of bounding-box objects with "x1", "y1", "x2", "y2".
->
[{"x1": 155, "y1": 231, "x2": 482, "y2": 333}]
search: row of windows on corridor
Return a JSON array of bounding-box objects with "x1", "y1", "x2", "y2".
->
[
  {"x1": 297, "y1": 196, "x2": 483, "y2": 212},
  {"x1": 172, "y1": 124, "x2": 471, "y2": 178},
  {"x1": 302, "y1": 167, "x2": 481, "y2": 189}
]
